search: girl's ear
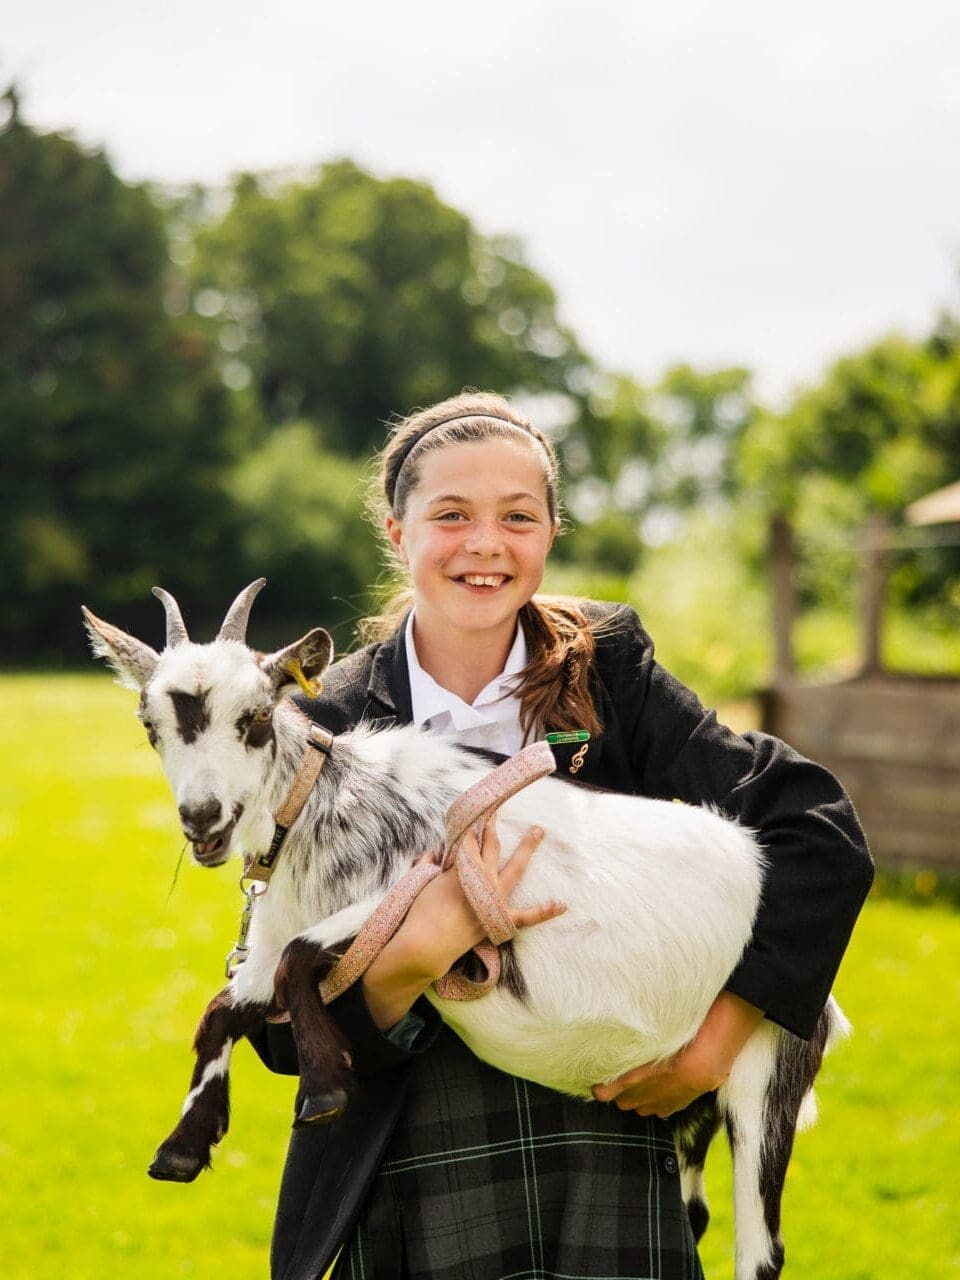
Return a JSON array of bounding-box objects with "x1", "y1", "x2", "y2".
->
[{"x1": 385, "y1": 514, "x2": 406, "y2": 561}]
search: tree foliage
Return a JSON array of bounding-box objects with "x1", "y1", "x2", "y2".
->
[
  {"x1": 0, "y1": 89, "x2": 236, "y2": 658},
  {"x1": 739, "y1": 322, "x2": 960, "y2": 607},
  {"x1": 225, "y1": 422, "x2": 380, "y2": 649},
  {"x1": 186, "y1": 161, "x2": 594, "y2": 457},
  {"x1": 6, "y1": 85, "x2": 960, "y2": 665},
  {"x1": 739, "y1": 332, "x2": 959, "y2": 512},
  {"x1": 556, "y1": 364, "x2": 753, "y2": 563}
]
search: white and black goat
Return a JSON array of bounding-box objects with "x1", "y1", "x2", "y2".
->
[{"x1": 84, "y1": 581, "x2": 847, "y2": 1280}]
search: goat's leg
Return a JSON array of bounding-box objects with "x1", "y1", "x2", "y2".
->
[
  {"x1": 721, "y1": 1009, "x2": 832, "y2": 1280},
  {"x1": 671, "y1": 1092, "x2": 721, "y2": 1244},
  {"x1": 149, "y1": 985, "x2": 268, "y2": 1182},
  {"x1": 721, "y1": 1022, "x2": 785, "y2": 1280},
  {"x1": 274, "y1": 936, "x2": 356, "y2": 1127}
]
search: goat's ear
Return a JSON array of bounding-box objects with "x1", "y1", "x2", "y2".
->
[
  {"x1": 82, "y1": 606, "x2": 159, "y2": 690},
  {"x1": 261, "y1": 628, "x2": 334, "y2": 699}
]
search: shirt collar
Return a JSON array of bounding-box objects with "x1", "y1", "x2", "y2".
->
[{"x1": 404, "y1": 613, "x2": 528, "y2": 731}]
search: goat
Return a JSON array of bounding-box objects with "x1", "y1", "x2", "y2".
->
[{"x1": 84, "y1": 581, "x2": 848, "y2": 1280}]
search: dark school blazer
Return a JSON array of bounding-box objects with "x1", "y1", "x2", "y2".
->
[{"x1": 250, "y1": 601, "x2": 873, "y2": 1280}]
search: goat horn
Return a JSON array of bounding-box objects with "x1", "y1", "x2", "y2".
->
[
  {"x1": 152, "y1": 586, "x2": 190, "y2": 648},
  {"x1": 217, "y1": 578, "x2": 267, "y2": 644}
]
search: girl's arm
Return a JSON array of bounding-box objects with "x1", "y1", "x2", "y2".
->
[{"x1": 592, "y1": 991, "x2": 764, "y2": 1116}]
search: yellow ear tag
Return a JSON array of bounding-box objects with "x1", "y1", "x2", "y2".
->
[{"x1": 286, "y1": 659, "x2": 320, "y2": 699}]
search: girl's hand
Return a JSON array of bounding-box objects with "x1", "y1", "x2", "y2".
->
[
  {"x1": 362, "y1": 816, "x2": 564, "y2": 1030},
  {"x1": 591, "y1": 992, "x2": 764, "y2": 1118}
]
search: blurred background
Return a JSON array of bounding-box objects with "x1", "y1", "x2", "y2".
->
[
  {"x1": 4, "y1": 0, "x2": 960, "y2": 684},
  {"x1": 2, "y1": 3, "x2": 958, "y2": 1277}
]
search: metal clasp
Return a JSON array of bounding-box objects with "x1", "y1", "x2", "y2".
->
[{"x1": 225, "y1": 876, "x2": 267, "y2": 978}]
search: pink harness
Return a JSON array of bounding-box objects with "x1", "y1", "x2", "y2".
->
[{"x1": 318, "y1": 740, "x2": 557, "y2": 1003}]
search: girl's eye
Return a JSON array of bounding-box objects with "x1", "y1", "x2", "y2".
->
[
  {"x1": 435, "y1": 511, "x2": 466, "y2": 522},
  {"x1": 506, "y1": 512, "x2": 536, "y2": 523}
]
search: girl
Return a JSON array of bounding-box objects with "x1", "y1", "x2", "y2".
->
[{"x1": 251, "y1": 392, "x2": 872, "y2": 1280}]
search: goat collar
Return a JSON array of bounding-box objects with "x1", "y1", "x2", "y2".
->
[
  {"x1": 227, "y1": 720, "x2": 334, "y2": 977},
  {"x1": 243, "y1": 721, "x2": 334, "y2": 885}
]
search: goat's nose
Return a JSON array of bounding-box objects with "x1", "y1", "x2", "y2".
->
[{"x1": 178, "y1": 798, "x2": 222, "y2": 836}]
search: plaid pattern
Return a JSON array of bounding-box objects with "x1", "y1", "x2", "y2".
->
[{"x1": 336, "y1": 1028, "x2": 704, "y2": 1280}]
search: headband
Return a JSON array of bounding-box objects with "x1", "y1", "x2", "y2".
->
[{"x1": 389, "y1": 412, "x2": 546, "y2": 505}]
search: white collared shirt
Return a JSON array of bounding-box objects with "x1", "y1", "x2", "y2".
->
[{"x1": 404, "y1": 612, "x2": 528, "y2": 756}]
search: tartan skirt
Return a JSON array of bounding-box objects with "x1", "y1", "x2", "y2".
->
[{"x1": 335, "y1": 1027, "x2": 704, "y2": 1280}]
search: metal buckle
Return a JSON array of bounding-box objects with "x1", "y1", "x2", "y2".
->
[{"x1": 225, "y1": 876, "x2": 267, "y2": 978}]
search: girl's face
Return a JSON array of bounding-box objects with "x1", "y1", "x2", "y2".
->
[{"x1": 386, "y1": 438, "x2": 558, "y2": 646}]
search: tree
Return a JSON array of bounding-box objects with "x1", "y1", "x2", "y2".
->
[
  {"x1": 737, "y1": 322, "x2": 960, "y2": 607},
  {"x1": 0, "y1": 89, "x2": 236, "y2": 658},
  {"x1": 652, "y1": 364, "x2": 754, "y2": 509},
  {"x1": 186, "y1": 160, "x2": 595, "y2": 458},
  {"x1": 554, "y1": 364, "x2": 754, "y2": 570},
  {"x1": 225, "y1": 422, "x2": 381, "y2": 648}
]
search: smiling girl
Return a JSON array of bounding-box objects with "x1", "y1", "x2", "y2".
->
[{"x1": 251, "y1": 391, "x2": 872, "y2": 1280}]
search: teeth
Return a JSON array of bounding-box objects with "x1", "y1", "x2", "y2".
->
[{"x1": 463, "y1": 575, "x2": 504, "y2": 587}]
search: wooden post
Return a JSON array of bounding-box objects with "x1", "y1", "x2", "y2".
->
[
  {"x1": 770, "y1": 514, "x2": 796, "y2": 684},
  {"x1": 860, "y1": 513, "x2": 888, "y2": 676}
]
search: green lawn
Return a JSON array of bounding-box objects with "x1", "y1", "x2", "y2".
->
[{"x1": 2, "y1": 675, "x2": 957, "y2": 1279}]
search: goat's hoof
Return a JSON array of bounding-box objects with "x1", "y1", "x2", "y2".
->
[
  {"x1": 294, "y1": 1089, "x2": 348, "y2": 1127},
  {"x1": 148, "y1": 1146, "x2": 207, "y2": 1182}
]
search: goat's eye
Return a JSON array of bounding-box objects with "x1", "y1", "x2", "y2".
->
[
  {"x1": 140, "y1": 718, "x2": 158, "y2": 747},
  {"x1": 240, "y1": 705, "x2": 274, "y2": 749}
]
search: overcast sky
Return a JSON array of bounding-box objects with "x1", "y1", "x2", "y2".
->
[{"x1": 6, "y1": 0, "x2": 960, "y2": 403}]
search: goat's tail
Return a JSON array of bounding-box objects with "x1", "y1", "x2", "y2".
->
[{"x1": 796, "y1": 995, "x2": 850, "y2": 1133}]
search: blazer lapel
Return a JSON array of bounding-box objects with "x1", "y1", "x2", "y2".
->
[{"x1": 363, "y1": 618, "x2": 413, "y2": 728}]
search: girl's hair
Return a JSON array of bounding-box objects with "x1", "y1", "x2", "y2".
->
[{"x1": 362, "y1": 391, "x2": 602, "y2": 741}]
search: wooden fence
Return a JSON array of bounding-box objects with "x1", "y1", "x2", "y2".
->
[{"x1": 761, "y1": 676, "x2": 960, "y2": 871}]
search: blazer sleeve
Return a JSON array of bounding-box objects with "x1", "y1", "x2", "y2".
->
[
  {"x1": 248, "y1": 987, "x2": 444, "y2": 1077},
  {"x1": 599, "y1": 605, "x2": 874, "y2": 1040}
]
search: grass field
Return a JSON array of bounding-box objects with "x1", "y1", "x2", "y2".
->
[{"x1": 2, "y1": 674, "x2": 958, "y2": 1279}]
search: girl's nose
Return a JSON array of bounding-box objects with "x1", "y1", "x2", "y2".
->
[{"x1": 464, "y1": 521, "x2": 503, "y2": 554}]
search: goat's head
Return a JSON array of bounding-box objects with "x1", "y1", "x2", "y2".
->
[{"x1": 82, "y1": 580, "x2": 332, "y2": 866}]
